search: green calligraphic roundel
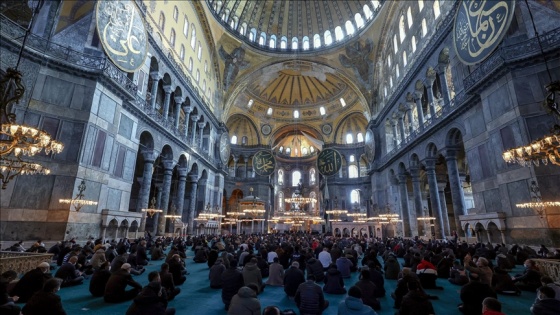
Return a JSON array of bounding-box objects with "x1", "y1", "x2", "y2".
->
[
  {"x1": 253, "y1": 150, "x2": 276, "y2": 176},
  {"x1": 453, "y1": 0, "x2": 516, "y2": 65},
  {"x1": 317, "y1": 148, "x2": 342, "y2": 176},
  {"x1": 96, "y1": 0, "x2": 148, "y2": 72}
]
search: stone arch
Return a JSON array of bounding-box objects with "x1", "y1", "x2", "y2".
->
[
  {"x1": 162, "y1": 73, "x2": 172, "y2": 86},
  {"x1": 334, "y1": 227, "x2": 341, "y2": 237},
  {"x1": 410, "y1": 153, "x2": 421, "y2": 168},
  {"x1": 398, "y1": 162, "x2": 407, "y2": 175},
  {"x1": 342, "y1": 228, "x2": 349, "y2": 237},
  {"x1": 139, "y1": 131, "x2": 155, "y2": 150},
  {"x1": 425, "y1": 142, "x2": 438, "y2": 158},
  {"x1": 445, "y1": 127, "x2": 465, "y2": 148},
  {"x1": 118, "y1": 220, "x2": 129, "y2": 238},
  {"x1": 106, "y1": 219, "x2": 119, "y2": 241}
]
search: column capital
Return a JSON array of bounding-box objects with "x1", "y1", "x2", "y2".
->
[
  {"x1": 161, "y1": 159, "x2": 176, "y2": 171},
  {"x1": 198, "y1": 122, "x2": 206, "y2": 129},
  {"x1": 188, "y1": 174, "x2": 199, "y2": 183},
  {"x1": 409, "y1": 167, "x2": 421, "y2": 179},
  {"x1": 445, "y1": 147, "x2": 461, "y2": 160},
  {"x1": 183, "y1": 105, "x2": 192, "y2": 113},
  {"x1": 177, "y1": 167, "x2": 189, "y2": 178},
  {"x1": 140, "y1": 149, "x2": 158, "y2": 163},
  {"x1": 149, "y1": 71, "x2": 160, "y2": 80},
  {"x1": 191, "y1": 115, "x2": 200, "y2": 122},
  {"x1": 174, "y1": 96, "x2": 184, "y2": 104},
  {"x1": 423, "y1": 158, "x2": 438, "y2": 170},
  {"x1": 163, "y1": 85, "x2": 173, "y2": 94},
  {"x1": 396, "y1": 174, "x2": 408, "y2": 184},
  {"x1": 413, "y1": 91, "x2": 423, "y2": 100},
  {"x1": 437, "y1": 181, "x2": 447, "y2": 192}
]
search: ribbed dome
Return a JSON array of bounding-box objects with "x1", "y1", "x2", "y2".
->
[
  {"x1": 334, "y1": 113, "x2": 368, "y2": 144},
  {"x1": 207, "y1": 0, "x2": 383, "y2": 53},
  {"x1": 226, "y1": 114, "x2": 260, "y2": 145}
]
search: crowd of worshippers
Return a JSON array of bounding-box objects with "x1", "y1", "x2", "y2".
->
[{"x1": 1, "y1": 234, "x2": 559, "y2": 315}]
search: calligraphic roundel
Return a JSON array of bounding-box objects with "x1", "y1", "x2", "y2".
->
[
  {"x1": 317, "y1": 148, "x2": 342, "y2": 176},
  {"x1": 252, "y1": 150, "x2": 276, "y2": 176},
  {"x1": 96, "y1": 0, "x2": 148, "y2": 72},
  {"x1": 453, "y1": 0, "x2": 516, "y2": 65}
]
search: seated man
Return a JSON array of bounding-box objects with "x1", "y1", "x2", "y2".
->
[
  {"x1": 265, "y1": 257, "x2": 284, "y2": 287},
  {"x1": 513, "y1": 259, "x2": 541, "y2": 292},
  {"x1": 284, "y1": 261, "x2": 305, "y2": 297},
  {"x1": 159, "y1": 263, "x2": 181, "y2": 300},
  {"x1": 11, "y1": 262, "x2": 52, "y2": 303},
  {"x1": 89, "y1": 262, "x2": 112, "y2": 297},
  {"x1": 338, "y1": 286, "x2": 377, "y2": 315},
  {"x1": 125, "y1": 271, "x2": 175, "y2": 315},
  {"x1": 227, "y1": 284, "x2": 261, "y2": 315},
  {"x1": 530, "y1": 286, "x2": 560, "y2": 315},
  {"x1": 55, "y1": 256, "x2": 84, "y2": 288},
  {"x1": 104, "y1": 263, "x2": 142, "y2": 303},
  {"x1": 295, "y1": 275, "x2": 329, "y2": 315},
  {"x1": 482, "y1": 297, "x2": 505, "y2": 315},
  {"x1": 168, "y1": 254, "x2": 187, "y2": 285}
]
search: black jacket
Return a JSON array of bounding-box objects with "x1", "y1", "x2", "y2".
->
[
  {"x1": 306, "y1": 258, "x2": 325, "y2": 282},
  {"x1": 105, "y1": 269, "x2": 142, "y2": 297},
  {"x1": 221, "y1": 267, "x2": 245, "y2": 305},
  {"x1": 460, "y1": 281, "x2": 497, "y2": 315},
  {"x1": 283, "y1": 266, "x2": 305, "y2": 297},
  {"x1": 295, "y1": 280, "x2": 325, "y2": 315},
  {"x1": 22, "y1": 291, "x2": 66, "y2": 315},
  {"x1": 126, "y1": 282, "x2": 169, "y2": 315},
  {"x1": 11, "y1": 268, "x2": 52, "y2": 303},
  {"x1": 399, "y1": 290, "x2": 435, "y2": 315},
  {"x1": 89, "y1": 269, "x2": 112, "y2": 297},
  {"x1": 322, "y1": 267, "x2": 346, "y2": 294}
]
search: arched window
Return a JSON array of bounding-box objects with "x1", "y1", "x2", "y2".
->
[
  {"x1": 170, "y1": 28, "x2": 176, "y2": 47},
  {"x1": 371, "y1": 0, "x2": 380, "y2": 10},
  {"x1": 196, "y1": 69, "x2": 200, "y2": 82},
  {"x1": 204, "y1": 60, "x2": 208, "y2": 73},
  {"x1": 215, "y1": 1, "x2": 222, "y2": 12},
  {"x1": 278, "y1": 191, "x2": 284, "y2": 210},
  {"x1": 393, "y1": 34, "x2": 398, "y2": 53},
  {"x1": 267, "y1": 107, "x2": 273, "y2": 115},
  {"x1": 350, "y1": 189, "x2": 360, "y2": 203},
  {"x1": 278, "y1": 169, "x2": 284, "y2": 185},
  {"x1": 363, "y1": 4, "x2": 373, "y2": 20},
  {"x1": 418, "y1": 0, "x2": 424, "y2": 11},
  {"x1": 286, "y1": 147, "x2": 291, "y2": 154},
  {"x1": 355, "y1": 13, "x2": 364, "y2": 29},
  {"x1": 188, "y1": 58, "x2": 193, "y2": 71},
  {"x1": 239, "y1": 23, "x2": 247, "y2": 35},
  {"x1": 324, "y1": 30, "x2": 333, "y2": 45},
  {"x1": 384, "y1": 86, "x2": 387, "y2": 97},
  {"x1": 407, "y1": 7, "x2": 413, "y2": 28},
  {"x1": 241, "y1": 136, "x2": 247, "y2": 145},
  {"x1": 346, "y1": 133, "x2": 354, "y2": 144},
  {"x1": 197, "y1": 43, "x2": 202, "y2": 60},
  {"x1": 340, "y1": 98, "x2": 346, "y2": 107},
  {"x1": 302, "y1": 147, "x2": 308, "y2": 155},
  {"x1": 191, "y1": 27, "x2": 196, "y2": 49},
  {"x1": 310, "y1": 146, "x2": 315, "y2": 153},
  {"x1": 422, "y1": 19, "x2": 427, "y2": 37},
  {"x1": 399, "y1": 16, "x2": 406, "y2": 44},
  {"x1": 183, "y1": 16, "x2": 189, "y2": 37},
  {"x1": 224, "y1": 9, "x2": 230, "y2": 21},
  {"x1": 313, "y1": 34, "x2": 321, "y2": 48},
  {"x1": 396, "y1": 64, "x2": 400, "y2": 78},
  {"x1": 335, "y1": 26, "x2": 344, "y2": 41},
  {"x1": 249, "y1": 28, "x2": 257, "y2": 41},
  {"x1": 159, "y1": 12, "x2": 165, "y2": 31},
  {"x1": 259, "y1": 32, "x2": 266, "y2": 45},
  {"x1": 247, "y1": 99, "x2": 253, "y2": 108},
  {"x1": 173, "y1": 6, "x2": 178, "y2": 22},
  {"x1": 269, "y1": 35, "x2": 276, "y2": 48},
  {"x1": 411, "y1": 36, "x2": 417, "y2": 52},
  {"x1": 291, "y1": 37, "x2": 298, "y2": 50},
  {"x1": 349, "y1": 165, "x2": 359, "y2": 178},
  {"x1": 180, "y1": 45, "x2": 185, "y2": 60},
  {"x1": 202, "y1": 80, "x2": 206, "y2": 91},
  {"x1": 292, "y1": 170, "x2": 302, "y2": 187},
  {"x1": 403, "y1": 51, "x2": 407, "y2": 66},
  {"x1": 433, "y1": 0, "x2": 441, "y2": 18},
  {"x1": 350, "y1": 155, "x2": 356, "y2": 162},
  {"x1": 345, "y1": 21, "x2": 355, "y2": 36},
  {"x1": 319, "y1": 106, "x2": 326, "y2": 115},
  {"x1": 293, "y1": 110, "x2": 299, "y2": 118},
  {"x1": 357, "y1": 133, "x2": 364, "y2": 142},
  {"x1": 309, "y1": 168, "x2": 316, "y2": 185},
  {"x1": 231, "y1": 135, "x2": 237, "y2": 144},
  {"x1": 390, "y1": 77, "x2": 393, "y2": 88},
  {"x1": 280, "y1": 36, "x2": 287, "y2": 49},
  {"x1": 388, "y1": 55, "x2": 391, "y2": 67},
  {"x1": 279, "y1": 146, "x2": 284, "y2": 153},
  {"x1": 230, "y1": 17, "x2": 237, "y2": 29},
  {"x1": 302, "y1": 36, "x2": 309, "y2": 50}
]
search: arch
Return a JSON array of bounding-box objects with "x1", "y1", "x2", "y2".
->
[
  {"x1": 269, "y1": 35, "x2": 277, "y2": 48},
  {"x1": 410, "y1": 153, "x2": 421, "y2": 168},
  {"x1": 425, "y1": 143, "x2": 438, "y2": 158},
  {"x1": 334, "y1": 26, "x2": 344, "y2": 41},
  {"x1": 313, "y1": 34, "x2": 321, "y2": 48},
  {"x1": 139, "y1": 131, "x2": 155, "y2": 150},
  {"x1": 334, "y1": 227, "x2": 341, "y2": 237},
  {"x1": 291, "y1": 37, "x2": 298, "y2": 50},
  {"x1": 345, "y1": 20, "x2": 355, "y2": 36},
  {"x1": 446, "y1": 127, "x2": 465, "y2": 147}
]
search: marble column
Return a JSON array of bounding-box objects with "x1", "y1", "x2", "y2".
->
[
  {"x1": 149, "y1": 72, "x2": 160, "y2": 111},
  {"x1": 152, "y1": 185, "x2": 163, "y2": 234},
  {"x1": 446, "y1": 149, "x2": 467, "y2": 237},
  {"x1": 156, "y1": 159, "x2": 175, "y2": 236},
  {"x1": 437, "y1": 181, "x2": 450, "y2": 238},
  {"x1": 391, "y1": 120, "x2": 398, "y2": 149},
  {"x1": 162, "y1": 86, "x2": 172, "y2": 122},
  {"x1": 414, "y1": 91, "x2": 425, "y2": 129},
  {"x1": 425, "y1": 159, "x2": 444, "y2": 239},
  {"x1": 398, "y1": 115, "x2": 406, "y2": 143},
  {"x1": 190, "y1": 115, "x2": 199, "y2": 145},
  {"x1": 232, "y1": 156, "x2": 239, "y2": 177},
  {"x1": 183, "y1": 106, "x2": 192, "y2": 139},
  {"x1": 425, "y1": 80, "x2": 436, "y2": 119},
  {"x1": 198, "y1": 122, "x2": 205, "y2": 149},
  {"x1": 406, "y1": 106, "x2": 414, "y2": 134},
  {"x1": 187, "y1": 174, "x2": 199, "y2": 234},
  {"x1": 244, "y1": 158, "x2": 249, "y2": 178},
  {"x1": 137, "y1": 150, "x2": 157, "y2": 233},
  {"x1": 397, "y1": 174, "x2": 414, "y2": 237},
  {"x1": 176, "y1": 167, "x2": 188, "y2": 219},
  {"x1": 174, "y1": 97, "x2": 184, "y2": 130},
  {"x1": 437, "y1": 65, "x2": 451, "y2": 106},
  {"x1": 410, "y1": 167, "x2": 424, "y2": 237}
]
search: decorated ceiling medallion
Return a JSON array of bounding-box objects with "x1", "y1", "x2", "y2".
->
[
  {"x1": 96, "y1": 0, "x2": 148, "y2": 72},
  {"x1": 253, "y1": 150, "x2": 276, "y2": 176},
  {"x1": 322, "y1": 124, "x2": 332, "y2": 135},
  {"x1": 317, "y1": 148, "x2": 342, "y2": 176},
  {"x1": 453, "y1": 0, "x2": 516, "y2": 65},
  {"x1": 365, "y1": 129, "x2": 375, "y2": 163},
  {"x1": 261, "y1": 124, "x2": 271, "y2": 136}
]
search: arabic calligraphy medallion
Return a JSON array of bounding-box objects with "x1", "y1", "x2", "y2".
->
[
  {"x1": 96, "y1": 0, "x2": 148, "y2": 72},
  {"x1": 317, "y1": 148, "x2": 342, "y2": 176},
  {"x1": 253, "y1": 150, "x2": 276, "y2": 176},
  {"x1": 453, "y1": 0, "x2": 515, "y2": 65}
]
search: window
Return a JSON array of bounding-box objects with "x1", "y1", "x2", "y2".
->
[
  {"x1": 388, "y1": 55, "x2": 391, "y2": 67},
  {"x1": 231, "y1": 17, "x2": 238, "y2": 29},
  {"x1": 302, "y1": 36, "x2": 309, "y2": 50},
  {"x1": 349, "y1": 155, "x2": 356, "y2": 162},
  {"x1": 422, "y1": 19, "x2": 427, "y2": 37},
  {"x1": 259, "y1": 32, "x2": 266, "y2": 45},
  {"x1": 324, "y1": 30, "x2": 333, "y2": 45},
  {"x1": 313, "y1": 34, "x2": 321, "y2": 48},
  {"x1": 183, "y1": 17, "x2": 189, "y2": 37},
  {"x1": 137, "y1": 70, "x2": 146, "y2": 94},
  {"x1": 291, "y1": 37, "x2": 298, "y2": 50},
  {"x1": 396, "y1": 64, "x2": 400, "y2": 78},
  {"x1": 231, "y1": 135, "x2": 237, "y2": 144},
  {"x1": 384, "y1": 86, "x2": 387, "y2": 97},
  {"x1": 390, "y1": 77, "x2": 393, "y2": 87},
  {"x1": 294, "y1": 110, "x2": 299, "y2": 118},
  {"x1": 180, "y1": 45, "x2": 185, "y2": 60},
  {"x1": 349, "y1": 165, "x2": 359, "y2": 179},
  {"x1": 310, "y1": 146, "x2": 315, "y2": 153},
  {"x1": 239, "y1": 23, "x2": 247, "y2": 35},
  {"x1": 433, "y1": 0, "x2": 441, "y2": 18},
  {"x1": 319, "y1": 106, "x2": 326, "y2": 115},
  {"x1": 345, "y1": 21, "x2": 355, "y2": 36},
  {"x1": 363, "y1": 4, "x2": 373, "y2": 19},
  {"x1": 340, "y1": 98, "x2": 346, "y2": 107},
  {"x1": 269, "y1": 35, "x2": 276, "y2": 48},
  {"x1": 399, "y1": 14, "x2": 406, "y2": 43},
  {"x1": 202, "y1": 80, "x2": 206, "y2": 91},
  {"x1": 346, "y1": 133, "x2": 354, "y2": 144},
  {"x1": 204, "y1": 61, "x2": 208, "y2": 73},
  {"x1": 224, "y1": 9, "x2": 230, "y2": 21},
  {"x1": 278, "y1": 191, "x2": 284, "y2": 209},
  {"x1": 403, "y1": 51, "x2": 407, "y2": 66},
  {"x1": 197, "y1": 42, "x2": 202, "y2": 60},
  {"x1": 411, "y1": 36, "x2": 417, "y2": 52},
  {"x1": 418, "y1": 0, "x2": 424, "y2": 11},
  {"x1": 335, "y1": 26, "x2": 344, "y2": 41},
  {"x1": 279, "y1": 146, "x2": 284, "y2": 153},
  {"x1": 371, "y1": 0, "x2": 380, "y2": 10},
  {"x1": 173, "y1": 6, "x2": 178, "y2": 22},
  {"x1": 350, "y1": 189, "x2": 360, "y2": 203},
  {"x1": 278, "y1": 170, "x2": 284, "y2": 185},
  {"x1": 196, "y1": 69, "x2": 200, "y2": 82},
  {"x1": 241, "y1": 136, "x2": 247, "y2": 145},
  {"x1": 191, "y1": 27, "x2": 196, "y2": 49},
  {"x1": 355, "y1": 13, "x2": 364, "y2": 28},
  {"x1": 286, "y1": 147, "x2": 291, "y2": 154},
  {"x1": 393, "y1": 34, "x2": 398, "y2": 53},
  {"x1": 188, "y1": 58, "x2": 193, "y2": 71},
  {"x1": 310, "y1": 168, "x2": 316, "y2": 185},
  {"x1": 249, "y1": 28, "x2": 257, "y2": 41},
  {"x1": 302, "y1": 147, "x2": 308, "y2": 155},
  {"x1": 292, "y1": 170, "x2": 302, "y2": 187},
  {"x1": 267, "y1": 107, "x2": 273, "y2": 115},
  {"x1": 357, "y1": 133, "x2": 364, "y2": 142},
  {"x1": 407, "y1": 7, "x2": 413, "y2": 28},
  {"x1": 280, "y1": 36, "x2": 287, "y2": 49},
  {"x1": 247, "y1": 99, "x2": 253, "y2": 108},
  {"x1": 159, "y1": 12, "x2": 165, "y2": 31},
  {"x1": 170, "y1": 28, "x2": 176, "y2": 47}
]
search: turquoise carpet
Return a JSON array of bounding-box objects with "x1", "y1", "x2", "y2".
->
[{"x1": 49, "y1": 249, "x2": 536, "y2": 315}]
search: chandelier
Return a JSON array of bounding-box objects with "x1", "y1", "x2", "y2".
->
[
  {"x1": 141, "y1": 196, "x2": 163, "y2": 218},
  {"x1": 515, "y1": 180, "x2": 560, "y2": 218},
  {"x1": 59, "y1": 180, "x2": 98, "y2": 212},
  {"x1": 0, "y1": 156, "x2": 49, "y2": 189},
  {"x1": 417, "y1": 207, "x2": 436, "y2": 221},
  {"x1": 164, "y1": 203, "x2": 182, "y2": 220}
]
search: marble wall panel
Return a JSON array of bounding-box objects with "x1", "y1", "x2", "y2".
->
[
  {"x1": 49, "y1": 176, "x2": 75, "y2": 210},
  {"x1": 482, "y1": 188, "x2": 502, "y2": 212},
  {"x1": 118, "y1": 113, "x2": 134, "y2": 140},
  {"x1": 107, "y1": 188, "x2": 122, "y2": 211},
  {"x1": 123, "y1": 150, "x2": 136, "y2": 181},
  {"x1": 487, "y1": 87, "x2": 513, "y2": 121},
  {"x1": 40, "y1": 76, "x2": 74, "y2": 107},
  {"x1": 506, "y1": 180, "x2": 532, "y2": 216},
  {"x1": 9, "y1": 175, "x2": 54, "y2": 209},
  {"x1": 101, "y1": 135, "x2": 114, "y2": 172},
  {"x1": 57, "y1": 121, "x2": 85, "y2": 162},
  {"x1": 467, "y1": 109, "x2": 486, "y2": 138},
  {"x1": 98, "y1": 93, "x2": 117, "y2": 124}
]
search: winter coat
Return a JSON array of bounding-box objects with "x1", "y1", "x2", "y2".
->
[
  {"x1": 90, "y1": 249, "x2": 107, "y2": 269},
  {"x1": 336, "y1": 256, "x2": 353, "y2": 278},
  {"x1": 460, "y1": 281, "x2": 497, "y2": 315},
  {"x1": 283, "y1": 266, "x2": 305, "y2": 297},
  {"x1": 306, "y1": 258, "x2": 325, "y2": 282},
  {"x1": 11, "y1": 268, "x2": 52, "y2": 303},
  {"x1": 221, "y1": 267, "x2": 245, "y2": 305},
  {"x1": 337, "y1": 296, "x2": 377, "y2": 315},
  {"x1": 89, "y1": 269, "x2": 111, "y2": 297},
  {"x1": 209, "y1": 261, "x2": 226, "y2": 288},
  {"x1": 531, "y1": 298, "x2": 560, "y2": 315},
  {"x1": 150, "y1": 246, "x2": 164, "y2": 260},
  {"x1": 265, "y1": 262, "x2": 284, "y2": 286},
  {"x1": 125, "y1": 282, "x2": 170, "y2": 315},
  {"x1": 384, "y1": 256, "x2": 401, "y2": 280},
  {"x1": 242, "y1": 262, "x2": 263, "y2": 292},
  {"x1": 227, "y1": 286, "x2": 261, "y2": 315},
  {"x1": 21, "y1": 291, "x2": 66, "y2": 315},
  {"x1": 323, "y1": 267, "x2": 346, "y2": 294},
  {"x1": 399, "y1": 290, "x2": 435, "y2": 315},
  {"x1": 295, "y1": 280, "x2": 326, "y2": 315},
  {"x1": 354, "y1": 279, "x2": 381, "y2": 310},
  {"x1": 104, "y1": 269, "x2": 142, "y2": 298}
]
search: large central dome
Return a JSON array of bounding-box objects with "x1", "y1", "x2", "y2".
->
[{"x1": 207, "y1": 0, "x2": 382, "y2": 53}]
